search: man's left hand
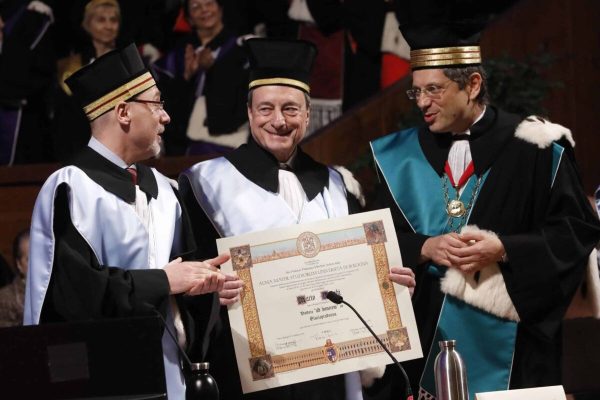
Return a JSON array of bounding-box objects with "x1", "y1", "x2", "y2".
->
[
  {"x1": 219, "y1": 274, "x2": 244, "y2": 306},
  {"x1": 389, "y1": 266, "x2": 416, "y2": 296},
  {"x1": 446, "y1": 231, "x2": 505, "y2": 273}
]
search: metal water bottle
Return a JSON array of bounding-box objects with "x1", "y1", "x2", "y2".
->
[
  {"x1": 186, "y1": 362, "x2": 219, "y2": 400},
  {"x1": 434, "y1": 340, "x2": 468, "y2": 400}
]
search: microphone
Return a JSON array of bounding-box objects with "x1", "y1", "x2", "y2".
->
[
  {"x1": 149, "y1": 306, "x2": 194, "y2": 369},
  {"x1": 326, "y1": 291, "x2": 413, "y2": 400}
]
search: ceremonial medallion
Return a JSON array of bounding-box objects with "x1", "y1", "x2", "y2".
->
[{"x1": 446, "y1": 199, "x2": 466, "y2": 218}]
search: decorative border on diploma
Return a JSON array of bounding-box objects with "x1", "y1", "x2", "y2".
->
[
  {"x1": 231, "y1": 245, "x2": 267, "y2": 359},
  {"x1": 363, "y1": 220, "x2": 404, "y2": 331},
  {"x1": 269, "y1": 328, "x2": 411, "y2": 375},
  {"x1": 231, "y1": 220, "x2": 412, "y2": 380}
]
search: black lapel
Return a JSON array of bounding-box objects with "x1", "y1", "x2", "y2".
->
[
  {"x1": 418, "y1": 126, "x2": 453, "y2": 176},
  {"x1": 294, "y1": 147, "x2": 329, "y2": 201},
  {"x1": 225, "y1": 138, "x2": 280, "y2": 193},
  {"x1": 136, "y1": 163, "x2": 159, "y2": 200},
  {"x1": 225, "y1": 138, "x2": 329, "y2": 200},
  {"x1": 70, "y1": 147, "x2": 158, "y2": 203},
  {"x1": 470, "y1": 106, "x2": 521, "y2": 176}
]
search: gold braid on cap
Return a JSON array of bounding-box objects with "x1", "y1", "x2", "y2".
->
[
  {"x1": 410, "y1": 46, "x2": 481, "y2": 69},
  {"x1": 83, "y1": 72, "x2": 156, "y2": 121},
  {"x1": 249, "y1": 77, "x2": 310, "y2": 94}
]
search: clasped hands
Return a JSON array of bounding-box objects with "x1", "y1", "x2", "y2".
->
[{"x1": 421, "y1": 231, "x2": 505, "y2": 273}]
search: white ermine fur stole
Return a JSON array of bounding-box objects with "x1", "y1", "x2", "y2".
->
[
  {"x1": 440, "y1": 225, "x2": 520, "y2": 322},
  {"x1": 515, "y1": 115, "x2": 575, "y2": 149}
]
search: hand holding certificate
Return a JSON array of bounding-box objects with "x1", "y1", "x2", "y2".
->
[{"x1": 216, "y1": 209, "x2": 422, "y2": 393}]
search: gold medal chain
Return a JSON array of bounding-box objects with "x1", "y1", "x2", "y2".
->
[{"x1": 443, "y1": 174, "x2": 482, "y2": 232}]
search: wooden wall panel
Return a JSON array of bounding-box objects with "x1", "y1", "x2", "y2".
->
[{"x1": 481, "y1": 0, "x2": 600, "y2": 193}]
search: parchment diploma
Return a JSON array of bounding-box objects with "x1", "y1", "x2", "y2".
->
[{"x1": 217, "y1": 209, "x2": 422, "y2": 393}]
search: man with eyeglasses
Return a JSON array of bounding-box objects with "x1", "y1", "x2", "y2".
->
[
  {"x1": 24, "y1": 43, "x2": 231, "y2": 399},
  {"x1": 367, "y1": 2, "x2": 600, "y2": 399}
]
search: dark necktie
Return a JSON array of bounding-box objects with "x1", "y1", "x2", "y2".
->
[
  {"x1": 279, "y1": 162, "x2": 293, "y2": 171},
  {"x1": 126, "y1": 167, "x2": 138, "y2": 185},
  {"x1": 452, "y1": 134, "x2": 471, "y2": 141}
]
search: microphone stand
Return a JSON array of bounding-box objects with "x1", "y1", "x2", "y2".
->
[
  {"x1": 151, "y1": 308, "x2": 194, "y2": 369},
  {"x1": 326, "y1": 291, "x2": 413, "y2": 400},
  {"x1": 151, "y1": 307, "x2": 221, "y2": 399}
]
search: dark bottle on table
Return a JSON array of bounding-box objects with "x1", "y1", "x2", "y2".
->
[{"x1": 186, "y1": 362, "x2": 219, "y2": 400}]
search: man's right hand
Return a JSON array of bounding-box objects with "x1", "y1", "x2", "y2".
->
[
  {"x1": 163, "y1": 254, "x2": 229, "y2": 295},
  {"x1": 420, "y1": 233, "x2": 468, "y2": 267}
]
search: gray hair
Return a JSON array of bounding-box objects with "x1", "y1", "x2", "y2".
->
[
  {"x1": 443, "y1": 66, "x2": 489, "y2": 105},
  {"x1": 247, "y1": 88, "x2": 311, "y2": 109}
]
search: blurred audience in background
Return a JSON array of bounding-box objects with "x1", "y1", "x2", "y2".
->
[
  {"x1": 288, "y1": 0, "x2": 411, "y2": 136},
  {"x1": 0, "y1": 0, "x2": 411, "y2": 164},
  {"x1": 0, "y1": 229, "x2": 29, "y2": 327},
  {"x1": 53, "y1": 0, "x2": 120, "y2": 162},
  {"x1": 0, "y1": 0, "x2": 54, "y2": 166},
  {"x1": 154, "y1": 0, "x2": 249, "y2": 156}
]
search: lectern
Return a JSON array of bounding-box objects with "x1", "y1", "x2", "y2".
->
[{"x1": 0, "y1": 316, "x2": 167, "y2": 399}]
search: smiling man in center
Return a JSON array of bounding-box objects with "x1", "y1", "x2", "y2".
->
[{"x1": 179, "y1": 37, "x2": 416, "y2": 400}]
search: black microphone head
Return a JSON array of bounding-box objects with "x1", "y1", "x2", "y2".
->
[{"x1": 326, "y1": 291, "x2": 343, "y2": 304}]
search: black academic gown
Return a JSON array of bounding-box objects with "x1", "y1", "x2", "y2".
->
[
  {"x1": 366, "y1": 107, "x2": 600, "y2": 399},
  {"x1": 179, "y1": 138, "x2": 362, "y2": 400}
]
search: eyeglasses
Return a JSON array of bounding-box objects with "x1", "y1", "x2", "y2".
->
[
  {"x1": 189, "y1": 0, "x2": 218, "y2": 10},
  {"x1": 406, "y1": 81, "x2": 454, "y2": 101},
  {"x1": 128, "y1": 99, "x2": 165, "y2": 112}
]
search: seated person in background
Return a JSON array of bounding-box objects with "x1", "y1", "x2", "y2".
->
[
  {"x1": 25, "y1": 44, "x2": 230, "y2": 399},
  {"x1": 0, "y1": 0, "x2": 54, "y2": 165},
  {"x1": 153, "y1": 0, "x2": 249, "y2": 156},
  {"x1": 53, "y1": 0, "x2": 120, "y2": 163},
  {"x1": 0, "y1": 229, "x2": 29, "y2": 327}
]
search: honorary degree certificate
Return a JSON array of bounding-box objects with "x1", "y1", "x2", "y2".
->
[{"x1": 216, "y1": 209, "x2": 422, "y2": 393}]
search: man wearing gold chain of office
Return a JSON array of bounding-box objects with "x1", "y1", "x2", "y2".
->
[{"x1": 366, "y1": 1, "x2": 600, "y2": 399}]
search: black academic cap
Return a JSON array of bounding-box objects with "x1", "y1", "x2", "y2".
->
[
  {"x1": 65, "y1": 43, "x2": 156, "y2": 121},
  {"x1": 396, "y1": 0, "x2": 519, "y2": 69},
  {"x1": 246, "y1": 38, "x2": 317, "y2": 94}
]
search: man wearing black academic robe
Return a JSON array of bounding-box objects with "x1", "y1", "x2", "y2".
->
[
  {"x1": 179, "y1": 137, "x2": 364, "y2": 400},
  {"x1": 368, "y1": 106, "x2": 600, "y2": 398},
  {"x1": 24, "y1": 143, "x2": 221, "y2": 398}
]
